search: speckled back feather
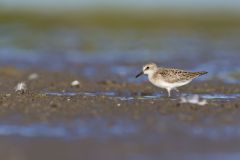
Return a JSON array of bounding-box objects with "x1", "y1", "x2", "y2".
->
[{"x1": 153, "y1": 68, "x2": 207, "y2": 83}]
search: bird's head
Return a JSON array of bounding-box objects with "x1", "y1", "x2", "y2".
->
[{"x1": 136, "y1": 63, "x2": 158, "y2": 78}]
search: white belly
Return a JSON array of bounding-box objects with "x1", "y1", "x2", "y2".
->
[{"x1": 150, "y1": 78, "x2": 192, "y2": 89}]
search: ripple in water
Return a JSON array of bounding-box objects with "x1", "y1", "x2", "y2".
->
[
  {"x1": 0, "y1": 119, "x2": 139, "y2": 139},
  {"x1": 45, "y1": 91, "x2": 240, "y2": 101}
]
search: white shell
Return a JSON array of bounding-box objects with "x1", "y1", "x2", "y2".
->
[
  {"x1": 28, "y1": 73, "x2": 39, "y2": 80},
  {"x1": 71, "y1": 80, "x2": 80, "y2": 87},
  {"x1": 15, "y1": 82, "x2": 27, "y2": 93}
]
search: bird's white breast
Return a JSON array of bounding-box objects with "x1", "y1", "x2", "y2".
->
[{"x1": 149, "y1": 77, "x2": 192, "y2": 89}]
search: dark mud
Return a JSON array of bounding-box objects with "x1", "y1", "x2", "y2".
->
[{"x1": 0, "y1": 67, "x2": 240, "y2": 160}]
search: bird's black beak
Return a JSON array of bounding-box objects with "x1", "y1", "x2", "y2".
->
[{"x1": 135, "y1": 71, "x2": 143, "y2": 78}]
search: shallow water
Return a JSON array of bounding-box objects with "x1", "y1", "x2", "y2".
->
[
  {"x1": 0, "y1": 119, "x2": 138, "y2": 139},
  {"x1": 45, "y1": 91, "x2": 240, "y2": 101},
  {"x1": 1, "y1": 117, "x2": 240, "y2": 160},
  {"x1": 0, "y1": 25, "x2": 240, "y2": 83},
  {"x1": 1, "y1": 114, "x2": 240, "y2": 141}
]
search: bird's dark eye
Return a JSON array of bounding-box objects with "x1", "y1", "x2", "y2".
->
[{"x1": 145, "y1": 67, "x2": 149, "y2": 70}]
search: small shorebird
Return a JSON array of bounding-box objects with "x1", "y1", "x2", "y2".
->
[{"x1": 136, "y1": 63, "x2": 207, "y2": 97}]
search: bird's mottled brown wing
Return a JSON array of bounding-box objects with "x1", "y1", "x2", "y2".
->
[{"x1": 154, "y1": 68, "x2": 207, "y2": 83}]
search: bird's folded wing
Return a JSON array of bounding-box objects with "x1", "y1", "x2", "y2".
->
[{"x1": 156, "y1": 68, "x2": 200, "y2": 83}]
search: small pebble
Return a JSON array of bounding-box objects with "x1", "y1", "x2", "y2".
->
[
  {"x1": 176, "y1": 103, "x2": 181, "y2": 107},
  {"x1": 5, "y1": 94, "x2": 11, "y2": 97},
  {"x1": 150, "y1": 101, "x2": 154, "y2": 104},
  {"x1": 50, "y1": 101, "x2": 58, "y2": 108},
  {"x1": 234, "y1": 104, "x2": 239, "y2": 108}
]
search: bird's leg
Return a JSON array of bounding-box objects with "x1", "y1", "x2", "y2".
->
[
  {"x1": 167, "y1": 88, "x2": 171, "y2": 97},
  {"x1": 174, "y1": 88, "x2": 179, "y2": 92},
  {"x1": 173, "y1": 88, "x2": 181, "y2": 97}
]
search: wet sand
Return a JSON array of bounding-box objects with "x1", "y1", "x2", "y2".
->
[
  {"x1": 0, "y1": 67, "x2": 240, "y2": 159},
  {"x1": 0, "y1": 67, "x2": 240, "y2": 120}
]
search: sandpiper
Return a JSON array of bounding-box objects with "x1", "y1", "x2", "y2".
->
[{"x1": 136, "y1": 63, "x2": 207, "y2": 97}]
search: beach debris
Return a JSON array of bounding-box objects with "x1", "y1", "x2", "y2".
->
[
  {"x1": 71, "y1": 80, "x2": 80, "y2": 87},
  {"x1": 28, "y1": 73, "x2": 39, "y2": 80},
  {"x1": 5, "y1": 94, "x2": 11, "y2": 97},
  {"x1": 15, "y1": 82, "x2": 27, "y2": 94},
  {"x1": 180, "y1": 95, "x2": 207, "y2": 106}
]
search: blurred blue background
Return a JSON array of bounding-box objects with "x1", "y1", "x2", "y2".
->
[{"x1": 0, "y1": 0, "x2": 240, "y2": 83}]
